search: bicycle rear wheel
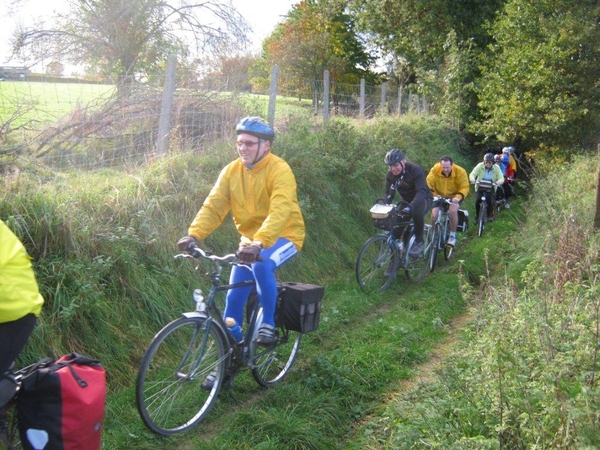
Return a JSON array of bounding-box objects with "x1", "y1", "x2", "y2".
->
[
  {"x1": 0, "y1": 404, "x2": 19, "y2": 449},
  {"x1": 136, "y1": 316, "x2": 226, "y2": 435},
  {"x1": 405, "y1": 235, "x2": 430, "y2": 282},
  {"x1": 356, "y1": 234, "x2": 398, "y2": 293},
  {"x1": 251, "y1": 326, "x2": 302, "y2": 387}
]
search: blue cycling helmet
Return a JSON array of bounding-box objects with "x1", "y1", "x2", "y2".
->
[{"x1": 235, "y1": 116, "x2": 275, "y2": 141}]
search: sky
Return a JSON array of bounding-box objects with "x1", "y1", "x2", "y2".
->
[{"x1": 0, "y1": 0, "x2": 298, "y2": 67}]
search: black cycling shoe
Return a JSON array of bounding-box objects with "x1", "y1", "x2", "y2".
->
[
  {"x1": 201, "y1": 370, "x2": 230, "y2": 391},
  {"x1": 255, "y1": 324, "x2": 277, "y2": 347}
]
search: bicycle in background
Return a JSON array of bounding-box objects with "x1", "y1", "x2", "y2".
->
[
  {"x1": 356, "y1": 200, "x2": 434, "y2": 292},
  {"x1": 474, "y1": 180, "x2": 496, "y2": 237},
  {"x1": 429, "y1": 196, "x2": 454, "y2": 270},
  {"x1": 136, "y1": 245, "x2": 322, "y2": 436}
]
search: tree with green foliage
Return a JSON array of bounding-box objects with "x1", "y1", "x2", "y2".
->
[
  {"x1": 9, "y1": 0, "x2": 249, "y2": 84},
  {"x1": 473, "y1": 0, "x2": 600, "y2": 151},
  {"x1": 255, "y1": 0, "x2": 377, "y2": 105},
  {"x1": 348, "y1": 0, "x2": 505, "y2": 129}
]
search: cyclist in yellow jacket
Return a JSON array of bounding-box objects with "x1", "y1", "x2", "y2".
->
[
  {"x1": 426, "y1": 156, "x2": 470, "y2": 247},
  {"x1": 177, "y1": 116, "x2": 305, "y2": 366},
  {"x1": 0, "y1": 219, "x2": 44, "y2": 376}
]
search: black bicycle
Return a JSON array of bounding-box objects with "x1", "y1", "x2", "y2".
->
[
  {"x1": 474, "y1": 180, "x2": 496, "y2": 237},
  {"x1": 0, "y1": 358, "x2": 54, "y2": 449},
  {"x1": 429, "y1": 196, "x2": 454, "y2": 271},
  {"x1": 136, "y1": 245, "x2": 312, "y2": 436},
  {"x1": 356, "y1": 201, "x2": 434, "y2": 292}
]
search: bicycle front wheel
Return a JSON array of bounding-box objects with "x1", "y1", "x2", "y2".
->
[
  {"x1": 136, "y1": 317, "x2": 227, "y2": 435},
  {"x1": 429, "y1": 222, "x2": 442, "y2": 272},
  {"x1": 477, "y1": 202, "x2": 486, "y2": 237},
  {"x1": 252, "y1": 328, "x2": 302, "y2": 387},
  {"x1": 356, "y1": 234, "x2": 398, "y2": 293},
  {"x1": 443, "y1": 218, "x2": 453, "y2": 260}
]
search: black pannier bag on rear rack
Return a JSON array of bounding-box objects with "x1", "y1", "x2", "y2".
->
[
  {"x1": 369, "y1": 203, "x2": 399, "y2": 230},
  {"x1": 457, "y1": 209, "x2": 469, "y2": 232},
  {"x1": 16, "y1": 353, "x2": 106, "y2": 450},
  {"x1": 275, "y1": 282, "x2": 324, "y2": 333}
]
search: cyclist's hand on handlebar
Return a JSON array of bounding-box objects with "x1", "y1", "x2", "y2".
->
[
  {"x1": 177, "y1": 235, "x2": 199, "y2": 252},
  {"x1": 236, "y1": 244, "x2": 261, "y2": 263}
]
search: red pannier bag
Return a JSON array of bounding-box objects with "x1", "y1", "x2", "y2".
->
[{"x1": 16, "y1": 353, "x2": 106, "y2": 450}]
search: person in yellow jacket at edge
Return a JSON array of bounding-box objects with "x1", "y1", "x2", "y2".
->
[
  {"x1": 177, "y1": 116, "x2": 305, "y2": 390},
  {"x1": 426, "y1": 155, "x2": 470, "y2": 248},
  {"x1": 0, "y1": 219, "x2": 45, "y2": 377}
]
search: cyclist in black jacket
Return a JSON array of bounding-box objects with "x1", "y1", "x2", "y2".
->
[{"x1": 383, "y1": 148, "x2": 433, "y2": 256}]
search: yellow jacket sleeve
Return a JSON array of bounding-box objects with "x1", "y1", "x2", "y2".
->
[{"x1": 0, "y1": 220, "x2": 44, "y2": 323}]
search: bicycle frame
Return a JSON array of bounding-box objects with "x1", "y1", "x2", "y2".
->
[{"x1": 176, "y1": 252, "x2": 270, "y2": 377}]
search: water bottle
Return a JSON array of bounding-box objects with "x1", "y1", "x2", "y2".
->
[{"x1": 225, "y1": 317, "x2": 244, "y2": 342}]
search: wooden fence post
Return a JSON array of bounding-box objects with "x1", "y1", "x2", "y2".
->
[
  {"x1": 268, "y1": 65, "x2": 278, "y2": 127},
  {"x1": 156, "y1": 54, "x2": 177, "y2": 156}
]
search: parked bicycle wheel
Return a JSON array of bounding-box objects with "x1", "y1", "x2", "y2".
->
[
  {"x1": 356, "y1": 234, "x2": 398, "y2": 293},
  {"x1": 136, "y1": 317, "x2": 226, "y2": 435}
]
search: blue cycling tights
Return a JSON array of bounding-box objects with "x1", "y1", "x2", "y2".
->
[{"x1": 224, "y1": 238, "x2": 298, "y2": 328}]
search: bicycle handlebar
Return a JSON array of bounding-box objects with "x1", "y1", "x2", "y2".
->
[
  {"x1": 432, "y1": 195, "x2": 454, "y2": 204},
  {"x1": 175, "y1": 244, "x2": 237, "y2": 264}
]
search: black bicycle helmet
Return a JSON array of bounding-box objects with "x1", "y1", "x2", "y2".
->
[
  {"x1": 235, "y1": 116, "x2": 275, "y2": 141},
  {"x1": 483, "y1": 153, "x2": 495, "y2": 162},
  {"x1": 384, "y1": 148, "x2": 405, "y2": 165}
]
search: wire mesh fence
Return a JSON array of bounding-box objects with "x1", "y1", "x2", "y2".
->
[{"x1": 0, "y1": 62, "x2": 432, "y2": 171}]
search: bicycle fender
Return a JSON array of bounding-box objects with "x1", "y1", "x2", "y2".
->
[{"x1": 182, "y1": 312, "x2": 206, "y2": 319}]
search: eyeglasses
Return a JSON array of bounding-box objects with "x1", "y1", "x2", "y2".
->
[
  {"x1": 484, "y1": 161, "x2": 493, "y2": 165},
  {"x1": 236, "y1": 140, "x2": 260, "y2": 148}
]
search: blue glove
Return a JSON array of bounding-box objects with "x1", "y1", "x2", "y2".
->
[{"x1": 398, "y1": 206, "x2": 412, "y2": 219}]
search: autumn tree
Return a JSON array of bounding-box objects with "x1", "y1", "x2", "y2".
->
[
  {"x1": 257, "y1": 0, "x2": 377, "y2": 105},
  {"x1": 10, "y1": 0, "x2": 249, "y2": 84}
]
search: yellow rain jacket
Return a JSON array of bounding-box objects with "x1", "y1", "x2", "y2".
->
[
  {"x1": 0, "y1": 220, "x2": 44, "y2": 323},
  {"x1": 426, "y1": 162, "x2": 470, "y2": 200},
  {"x1": 188, "y1": 152, "x2": 305, "y2": 250}
]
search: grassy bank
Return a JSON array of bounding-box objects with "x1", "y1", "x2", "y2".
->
[{"x1": 5, "y1": 111, "x2": 577, "y2": 449}]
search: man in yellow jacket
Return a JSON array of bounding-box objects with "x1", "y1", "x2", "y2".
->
[
  {"x1": 177, "y1": 116, "x2": 305, "y2": 388},
  {"x1": 0, "y1": 219, "x2": 44, "y2": 376},
  {"x1": 426, "y1": 156, "x2": 470, "y2": 247}
]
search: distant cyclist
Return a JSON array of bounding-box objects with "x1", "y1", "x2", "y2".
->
[
  {"x1": 383, "y1": 148, "x2": 432, "y2": 257},
  {"x1": 0, "y1": 220, "x2": 45, "y2": 376},
  {"x1": 469, "y1": 153, "x2": 505, "y2": 223},
  {"x1": 426, "y1": 156, "x2": 470, "y2": 247}
]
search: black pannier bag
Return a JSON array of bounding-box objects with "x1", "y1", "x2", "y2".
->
[
  {"x1": 457, "y1": 209, "x2": 469, "y2": 232},
  {"x1": 275, "y1": 282, "x2": 324, "y2": 333}
]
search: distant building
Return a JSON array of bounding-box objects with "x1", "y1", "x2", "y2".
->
[{"x1": 0, "y1": 65, "x2": 30, "y2": 80}]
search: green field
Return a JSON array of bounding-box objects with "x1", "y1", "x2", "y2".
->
[{"x1": 0, "y1": 80, "x2": 116, "y2": 126}]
